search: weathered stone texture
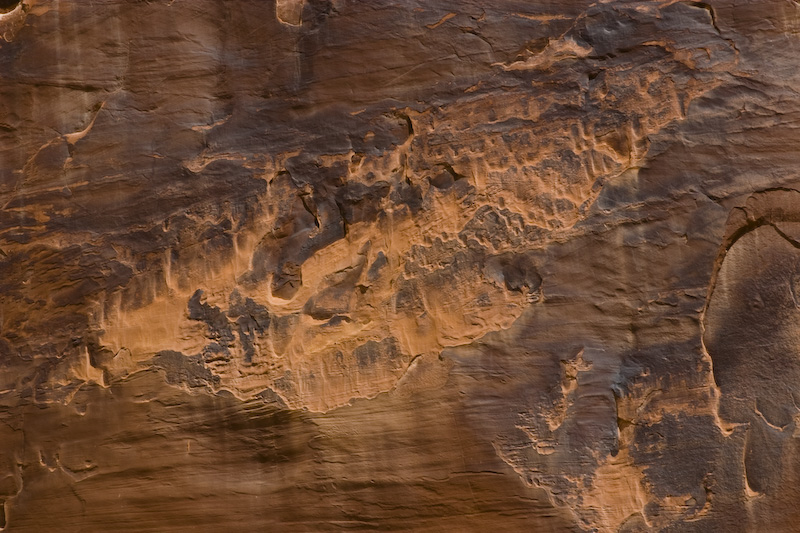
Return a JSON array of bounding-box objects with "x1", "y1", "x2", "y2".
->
[{"x1": 2, "y1": 0, "x2": 800, "y2": 530}]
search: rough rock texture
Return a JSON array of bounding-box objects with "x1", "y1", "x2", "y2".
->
[{"x1": 2, "y1": 0, "x2": 800, "y2": 531}]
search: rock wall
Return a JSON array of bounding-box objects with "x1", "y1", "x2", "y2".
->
[{"x1": 2, "y1": 0, "x2": 800, "y2": 531}]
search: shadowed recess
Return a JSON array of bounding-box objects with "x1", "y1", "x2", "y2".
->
[{"x1": 0, "y1": 0, "x2": 19, "y2": 13}]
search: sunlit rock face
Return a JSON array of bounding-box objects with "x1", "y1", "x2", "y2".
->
[{"x1": 2, "y1": 0, "x2": 800, "y2": 531}]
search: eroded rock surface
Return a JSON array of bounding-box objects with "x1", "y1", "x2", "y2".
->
[{"x1": 2, "y1": 0, "x2": 800, "y2": 531}]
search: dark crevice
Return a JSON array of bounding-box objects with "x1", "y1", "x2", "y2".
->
[
  {"x1": 687, "y1": 1, "x2": 721, "y2": 34},
  {"x1": 394, "y1": 111, "x2": 414, "y2": 138},
  {"x1": 718, "y1": 194, "x2": 800, "y2": 261},
  {"x1": 335, "y1": 199, "x2": 348, "y2": 238},
  {"x1": 686, "y1": 0, "x2": 741, "y2": 56},
  {"x1": 770, "y1": 222, "x2": 800, "y2": 249},
  {"x1": 438, "y1": 162, "x2": 465, "y2": 180},
  {"x1": 0, "y1": 0, "x2": 19, "y2": 14},
  {"x1": 721, "y1": 217, "x2": 769, "y2": 255},
  {"x1": 461, "y1": 28, "x2": 496, "y2": 54},
  {"x1": 587, "y1": 52, "x2": 617, "y2": 61},
  {"x1": 299, "y1": 194, "x2": 320, "y2": 229}
]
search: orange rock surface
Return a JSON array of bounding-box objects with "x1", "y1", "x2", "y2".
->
[{"x1": 2, "y1": 0, "x2": 800, "y2": 530}]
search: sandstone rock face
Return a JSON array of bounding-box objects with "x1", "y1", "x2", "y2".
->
[{"x1": 2, "y1": 0, "x2": 800, "y2": 531}]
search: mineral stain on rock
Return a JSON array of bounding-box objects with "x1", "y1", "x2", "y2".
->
[{"x1": 1, "y1": 0, "x2": 800, "y2": 531}]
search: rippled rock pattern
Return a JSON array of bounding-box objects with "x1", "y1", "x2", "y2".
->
[{"x1": 2, "y1": 0, "x2": 800, "y2": 531}]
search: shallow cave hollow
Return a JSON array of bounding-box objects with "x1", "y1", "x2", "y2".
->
[{"x1": 0, "y1": 0, "x2": 19, "y2": 14}]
